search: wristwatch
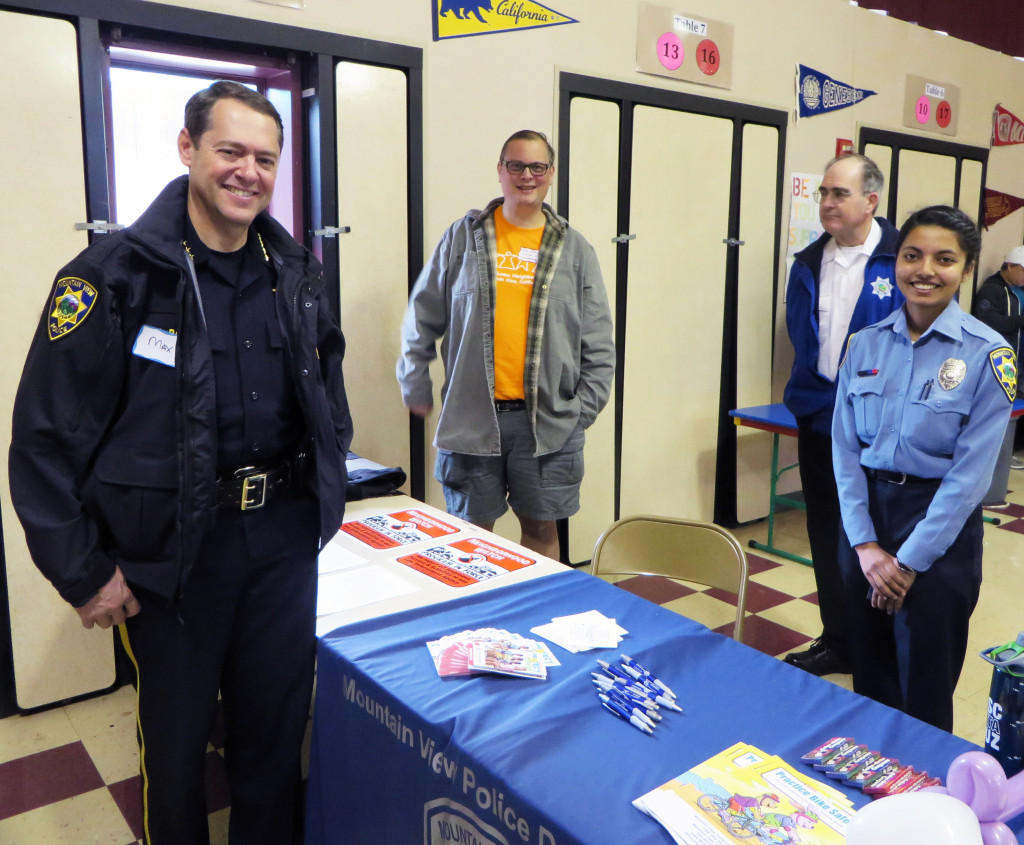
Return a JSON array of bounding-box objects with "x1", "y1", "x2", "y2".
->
[{"x1": 896, "y1": 560, "x2": 915, "y2": 575}]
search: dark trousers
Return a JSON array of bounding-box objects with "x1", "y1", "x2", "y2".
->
[
  {"x1": 838, "y1": 475, "x2": 982, "y2": 732},
  {"x1": 796, "y1": 421, "x2": 849, "y2": 660},
  {"x1": 120, "y1": 488, "x2": 320, "y2": 845}
]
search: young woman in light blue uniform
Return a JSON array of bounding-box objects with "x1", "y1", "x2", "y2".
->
[{"x1": 832, "y1": 206, "x2": 1016, "y2": 731}]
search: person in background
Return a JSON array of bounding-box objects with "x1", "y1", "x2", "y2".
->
[
  {"x1": 9, "y1": 81, "x2": 352, "y2": 843},
  {"x1": 833, "y1": 205, "x2": 1015, "y2": 731},
  {"x1": 973, "y1": 245, "x2": 1024, "y2": 507},
  {"x1": 396, "y1": 130, "x2": 614, "y2": 560},
  {"x1": 782, "y1": 153, "x2": 903, "y2": 676}
]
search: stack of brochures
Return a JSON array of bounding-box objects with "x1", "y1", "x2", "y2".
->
[
  {"x1": 530, "y1": 609, "x2": 628, "y2": 652},
  {"x1": 426, "y1": 628, "x2": 559, "y2": 679},
  {"x1": 633, "y1": 741, "x2": 854, "y2": 844}
]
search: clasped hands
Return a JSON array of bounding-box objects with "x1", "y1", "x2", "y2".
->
[
  {"x1": 75, "y1": 566, "x2": 141, "y2": 629},
  {"x1": 854, "y1": 541, "x2": 917, "y2": 615}
]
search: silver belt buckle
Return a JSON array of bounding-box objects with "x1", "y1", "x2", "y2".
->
[
  {"x1": 891, "y1": 472, "x2": 907, "y2": 485},
  {"x1": 236, "y1": 467, "x2": 268, "y2": 511}
]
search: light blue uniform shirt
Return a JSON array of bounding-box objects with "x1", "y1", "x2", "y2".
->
[{"x1": 832, "y1": 299, "x2": 1016, "y2": 571}]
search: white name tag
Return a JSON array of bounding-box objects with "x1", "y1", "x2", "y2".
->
[
  {"x1": 132, "y1": 325, "x2": 177, "y2": 367},
  {"x1": 518, "y1": 247, "x2": 539, "y2": 265}
]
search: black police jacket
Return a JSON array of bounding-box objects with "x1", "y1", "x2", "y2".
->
[{"x1": 9, "y1": 176, "x2": 353, "y2": 605}]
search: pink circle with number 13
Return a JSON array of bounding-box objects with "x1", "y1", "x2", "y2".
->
[{"x1": 657, "y1": 32, "x2": 684, "y2": 71}]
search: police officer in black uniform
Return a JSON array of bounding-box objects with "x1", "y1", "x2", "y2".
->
[{"x1": 9, "y1": 81, "x2": 352, "y2": 844}]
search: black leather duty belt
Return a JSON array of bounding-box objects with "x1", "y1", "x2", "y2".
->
[
  {"x1": 864, "y1": 467, "x2": 935, "y2": 486},
  {"x1": 494, "y1": 399, "x2": 527, "y2": 412},
  {"x1": 217, "y1": 452, "x2": 306, "y2": 511}
]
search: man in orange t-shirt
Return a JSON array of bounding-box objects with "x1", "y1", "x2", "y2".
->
[{"x1": 398, "y1": 130, "x2": 614, "y2": 559}]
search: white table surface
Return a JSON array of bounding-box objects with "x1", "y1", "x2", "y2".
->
[{"x1": 315, "y1": 495, "x2": 570, "y2": 635}]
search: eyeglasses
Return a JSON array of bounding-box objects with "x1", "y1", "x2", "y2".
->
[
  {"x1": 502, "y1": 160, "x2": 553, "y2": 176},
  {"x1": 812, "y1": 187, "x2": 867, "y2": 203}
]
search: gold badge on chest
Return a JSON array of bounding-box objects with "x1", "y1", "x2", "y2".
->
[{"x1": 937, "y1": 358, "x2": 967, "y2": 391}]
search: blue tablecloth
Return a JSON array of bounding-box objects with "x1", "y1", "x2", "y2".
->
[{"x1": 306, "y1": 568, "x2": 1020, "y2": 844}]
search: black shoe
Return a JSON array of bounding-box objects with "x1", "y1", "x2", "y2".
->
[{"x1": 784, "y1": 638, "x2": 851, "y2": 676}]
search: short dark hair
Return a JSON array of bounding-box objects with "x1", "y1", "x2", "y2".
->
[
  {"x1": 896, "y1": 205, "x2": 982, "y2": 269},
  {"x1": 500, "y1": 130, "x2": 555, "y2": 165},
  {"x1": 184, "y1": 80, "x2": 284, "y2": 150},
  {"x1": 823, "y1": 153, "x2": 884, "y2": 195}
]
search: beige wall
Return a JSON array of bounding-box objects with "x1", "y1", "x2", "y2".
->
[{"x1": 143, "y1": 0, "x2": 1024, "y2": 346}]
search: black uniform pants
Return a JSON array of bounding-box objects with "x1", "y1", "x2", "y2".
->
[
  {"x1": 119, "y1": 488, "x2": 320, "y2": 845},
  {"x1": 838, "y1": 474, "x2": 982, "y2": 732},
  {"x1": 795, "y1": 420, "x2": 849, "y2": 660}
]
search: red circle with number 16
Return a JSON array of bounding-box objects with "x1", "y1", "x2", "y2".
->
[{"x1": 696, "y1": 39, "x2": 720, "y2": 75}]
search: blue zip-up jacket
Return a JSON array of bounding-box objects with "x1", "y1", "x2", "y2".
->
[{"x1": 783, "y1": 217, "x2": 901, "y2": 434}]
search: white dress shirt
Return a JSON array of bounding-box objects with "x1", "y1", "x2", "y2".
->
[{"x1": 817, "y1": 219, "x2": 882, "y2": 381}]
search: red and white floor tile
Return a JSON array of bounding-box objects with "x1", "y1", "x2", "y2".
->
[{"x1": 2, "y1": 494, "x2": 1023, "y2": 842}]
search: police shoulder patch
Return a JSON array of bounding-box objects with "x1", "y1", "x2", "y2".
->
[
  {"x1": 989, "y1": 346, "x2": 1017, "y2": 403},
  {"x1": 47, "y1": 277, "x2": 98, "y2": 341}
]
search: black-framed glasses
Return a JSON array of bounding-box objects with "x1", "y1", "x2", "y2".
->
[{"x1": 502, "y1": 160, "x2": 552, "y2": 176}]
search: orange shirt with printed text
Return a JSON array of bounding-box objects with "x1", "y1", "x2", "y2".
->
[{"x1": 492, "y1": 205, "x2": 543, "y2": 400}]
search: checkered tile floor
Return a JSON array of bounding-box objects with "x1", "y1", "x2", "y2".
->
[{"x1": 3, "y1": 501, "x2": 1023, "y2": 843}]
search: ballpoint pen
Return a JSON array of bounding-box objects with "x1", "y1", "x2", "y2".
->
[
  {"x1": 621, "y1": 654, "x2": 677, "y2": 699},
  {"x1": 598, "y1": 693, "x2": 654, "y2": 735}
]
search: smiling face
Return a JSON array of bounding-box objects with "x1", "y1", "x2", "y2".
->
[
  {"x1": 896, "y1": 223, "x2": 974, "y2": 335},
  {"x1": 497, "y1": 138, "x2": 553, "y2": 225},
  {"x1": 818, "y1": 156, "x2": 878, "y2": 247},
  {"x1": 178, "y1": 97, "x2": 281, "y2": 251}
]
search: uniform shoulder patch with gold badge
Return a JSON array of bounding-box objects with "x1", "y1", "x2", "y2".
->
[
  {"x1": 989, "y1": 346, "x2": 1017, "y2": 403},
  {"x1": 47, "y1": 277, "x2": 98, "y2": 341}
]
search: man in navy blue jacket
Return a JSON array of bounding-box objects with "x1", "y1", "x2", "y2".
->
[{"x1": 782, "y1": 153, "x2": 902, "y2": 676}]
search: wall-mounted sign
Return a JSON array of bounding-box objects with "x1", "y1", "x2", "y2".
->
[
  {"x1": 993, "y1": 104, "x2": 1024, "y2": 147},
  {"x1": 796, "y1": 65, "x2": 876, "y2": 119},
  {"x1": 635, "y1": 3, "x2": 733, "y2": 90},
  {"x1": 902, "y1": 75, "x2": 959, "y2": 136},
  {"x1": 787, "y1": 172, "x2": 825, "y2": 280},
  {"x1": 432, "y1": 0, "x2": 577, "y2": 41},
  {"x1": 984, "y1": 188, "x2": 1024, "y2": 229}
]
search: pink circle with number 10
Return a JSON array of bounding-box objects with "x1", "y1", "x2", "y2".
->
[
  {"x1": 657, "y1": 32, "x2": 684, "y2": 71},
  {"x1": 916, "y1": 95, "x2": 931, "y2": 124}
]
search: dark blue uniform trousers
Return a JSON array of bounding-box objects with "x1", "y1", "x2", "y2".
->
[
  {"x1": 839, "y1": 474, "x2": 982, "y2": 732},
  {"x1": 796, "y1": 421, "x2": 850, "y2": 661},
  {"x1": 120, "y1": 488, "x2": 319, "y2": 845}
]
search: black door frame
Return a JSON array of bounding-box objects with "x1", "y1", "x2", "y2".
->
[
  {"x1": 557, "y1": 72, "x2": 788, "y2": 534},
  {"x1": 0, "y1": 0, "x2": 423, "y2": 716},
  {"x1": 859, "y1": 126, "x2": 989, "y2": 291}
]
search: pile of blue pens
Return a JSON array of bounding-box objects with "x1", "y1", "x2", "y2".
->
[{"x1": 592, "y1": 654, "x2": 681, "y2": 736}]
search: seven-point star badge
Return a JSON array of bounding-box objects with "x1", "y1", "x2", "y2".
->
[{"x1": 870, "y1": 276, "x2": 893, "y2": 299}]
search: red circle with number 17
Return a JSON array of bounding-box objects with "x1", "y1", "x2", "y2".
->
[
  {"x1": 936, "y1": 100, "x2": 952, "y2": 129},
  {"x1": 696, "y1": 39, "x2": 720, "y2": 76}
]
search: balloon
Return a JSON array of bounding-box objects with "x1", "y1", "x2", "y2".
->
[
  {"x1": 948, "y1": 751, "x2": 1009, "y2": 821},
  {"x1": 940, "y1": 750, "x2": 1024, "y2": 845},
  {"x1": 847, "y1": 792, "x2": 982, "y2": 844}
]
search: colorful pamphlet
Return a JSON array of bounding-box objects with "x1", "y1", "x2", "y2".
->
[
  {"x1": 633, "y1": 742, "x2": 853, "y2": 844},
  {"x1": 426, "y1": 628, "x2": 558, "y2": 680}
]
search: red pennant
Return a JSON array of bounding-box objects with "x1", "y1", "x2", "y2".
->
[
  {"x1": 983, "y1": 188, "x2": 1024, "y2": 229},
  {"x1": 993, "y1": 104, "x2": 1024, "y2": 146}
]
